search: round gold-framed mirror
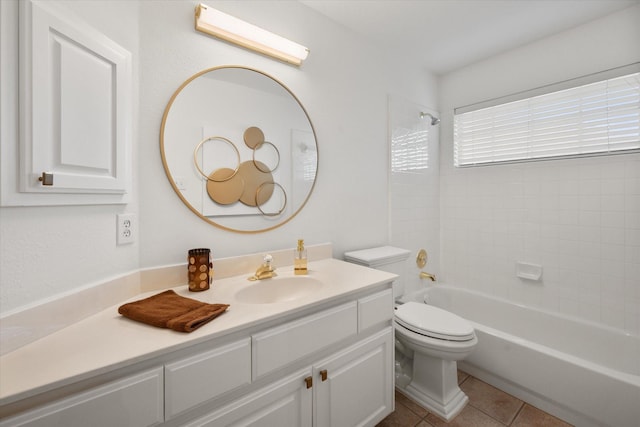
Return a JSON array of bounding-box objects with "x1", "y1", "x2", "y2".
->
[{"x1": 160, "y1": 66, "x2": 318, "y2": 233}]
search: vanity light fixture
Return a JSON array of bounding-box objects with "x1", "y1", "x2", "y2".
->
[{"x1": 195, "y1": 4, "x2": 310, "y2": 66}]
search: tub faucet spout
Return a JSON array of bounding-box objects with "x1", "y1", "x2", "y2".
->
[{"x1": 420, "y1": 271, "x2": 436, "y2": 281}]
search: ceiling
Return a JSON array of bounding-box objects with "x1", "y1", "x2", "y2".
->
[{"x1": 299, "y1": 0, "x2": 639, "y2": 74}]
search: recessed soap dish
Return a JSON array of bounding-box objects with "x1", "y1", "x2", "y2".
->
[{"x1": 516, "y1": 262, "x2": 542, "y2": 281}]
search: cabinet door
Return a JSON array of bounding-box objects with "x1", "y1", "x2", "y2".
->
[
  {"x1": 185, "y1": 369, "x2": 312, "y2": 427},
  {"x1": 314, "y1": 328, "x2": 394, "y2": 427},
  {"x1": 16, "y1": 0, "x2": 131, "y2": 203},
  {"x1": 0, "y1": 367, "x2": 163, "y2": 427}
]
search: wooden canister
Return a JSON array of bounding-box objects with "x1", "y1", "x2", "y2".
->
[{"x1": 188, "y1": 248, "x2": 212, "y2": 292}]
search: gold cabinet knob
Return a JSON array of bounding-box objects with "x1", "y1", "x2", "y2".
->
[
  {"x1": 38, "y1": 172, "x2": 54, "y2": 186},
  {"x1": 320, "y1": 369, "x2": 328, "y2": 381},
  {"x1": 304, "y1": 376, "x2": 313, "y2": 389}
]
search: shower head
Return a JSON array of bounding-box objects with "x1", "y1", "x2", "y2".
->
[{"x1": 420, "y1": 112, "x2": 440, "y2": 126}]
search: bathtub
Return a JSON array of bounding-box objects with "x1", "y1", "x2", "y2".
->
[{"x1": 411, "y1": 285, "x2": 640, "y2": 427}]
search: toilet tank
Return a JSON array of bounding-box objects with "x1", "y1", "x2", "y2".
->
[{"x1": 343, "y1": 246, "x2": 411, "y2": 299}]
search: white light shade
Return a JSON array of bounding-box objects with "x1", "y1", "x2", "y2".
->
[{"x1": 195, "y1": 4, "x2": 309, "y2": 66}]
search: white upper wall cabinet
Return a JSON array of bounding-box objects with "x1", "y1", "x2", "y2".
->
[{"x1": 0, "y1": 0, "x2": 132, "y2": 206}]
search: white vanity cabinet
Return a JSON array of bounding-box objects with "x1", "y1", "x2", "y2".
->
[
  {"x1": 186, "y1": 328, "x2": 392, "y2": 427},
  {"x1": 0, "y1": 283, "x2": 394, "y2": 427},
  {"x1": 182, "y1": 290, "x2": 394, "y2": 427}
]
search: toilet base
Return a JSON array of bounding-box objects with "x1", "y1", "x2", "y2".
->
[{"x1": 396, "y1": 351, "x2": 469, "y2": 421}]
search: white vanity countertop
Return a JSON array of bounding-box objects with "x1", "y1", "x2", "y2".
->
[{"x1": 0, "y1": 258, "x2": 396, "y2": 405}]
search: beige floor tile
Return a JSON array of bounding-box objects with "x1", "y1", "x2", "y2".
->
[
  {"x1": 512, "y1": 404, "x2": 574, "y2": 427},
  {"x1": 425, "y1": 404, "x2": 505, "y2": 427},
  {"x1": 461, "y1": 377, "x2": 524, "y2": 425},
  {"x1": 396, "y1": 390, "x2": 430, "y2": 418},
  {"x1": 376, "y1": 401, "x2": 423, "y2": 427}
]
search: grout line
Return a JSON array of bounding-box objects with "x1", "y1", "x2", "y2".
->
[
  {"x1": 466, "y1": 397, "x2": 522, "y2": 427},
  {"x1": 509, "y1": 402, "x2": 527, "y2": 426},
  {"x1": 458, "y1": 372, "x2": 471, "y2": 386}
]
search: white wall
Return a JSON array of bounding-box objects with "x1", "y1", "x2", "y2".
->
[
  {"x1": 137, "y1": 0, "x2": 438, "y2": 267},
  {"x1": 439, "y1": 4, "x2": 640, "y2": 333},
  {"x1": 0, "y1": 0, "x2": 438, "y2": 314},
  {"x1": 0, "y1": 0, "x2": 140, "y2": 314}
]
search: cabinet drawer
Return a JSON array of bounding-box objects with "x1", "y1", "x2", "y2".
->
[
  {"x1": 358, "y1": 289, "x2": 393, "y2": 332},
  {"x1": 0, "y1": 367, "x2": 163, "y2": 427},
  {"x1": 252, "y1": 302, "x2": 357, "y2": 380},
  {"x1": 165, "y1": 338, "x2": 251, "y2": 419}
]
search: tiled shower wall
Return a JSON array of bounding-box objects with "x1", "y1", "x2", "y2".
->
[
  {"x1": 388, "y1": 96, "x2": 440, "y2": 298},
  {"x1": 440, "y1": 153, "x2": 640, "y2": 334}
]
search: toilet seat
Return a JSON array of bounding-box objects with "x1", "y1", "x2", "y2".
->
[{"x1": 395, "y1": 302, "x2": 475, "y2": 342}]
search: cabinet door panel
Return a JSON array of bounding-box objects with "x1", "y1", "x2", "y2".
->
[
  {"x1": 315, "y1": 328, "x2": 393, "y2": 427},
  {"x1": 0, "y1": 367, "x2": 163, "y2": 427},
  {"x1": 18, "y1": 0, "x2": 131, "y2": 199},
  {"x1": 185, "y1": 369, "x2": 312, "y2": 427},
  {"x1": 165, "y1": 338, "x2": 251, "y2": 419}
]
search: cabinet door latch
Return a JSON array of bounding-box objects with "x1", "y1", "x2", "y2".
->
[
  {"x1": 38, "y1": 172, "x2": 54, "y2": 186},
  {"x1": 320, "y1": 370, "x2": 328, "y2": 381},
  {"x1": 304, "y1": 376, "x2": 313, "y2": 389}
]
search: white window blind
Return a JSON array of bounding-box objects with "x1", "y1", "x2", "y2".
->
[{"x1": 454, "y1": 70, "x2": 640, "y2": 167}]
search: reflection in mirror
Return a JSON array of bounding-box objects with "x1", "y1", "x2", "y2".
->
[{"x1": 161, "y1": 66, "x2": 318, "y2": 233}]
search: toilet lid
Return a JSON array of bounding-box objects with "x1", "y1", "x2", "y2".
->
[{"x1": 395, "y1": 302, "x2": 475, "y2": 341}]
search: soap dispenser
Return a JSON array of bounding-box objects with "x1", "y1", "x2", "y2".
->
[{"x1": 294, "y1": 239, "x2": 308, "y2": 275}]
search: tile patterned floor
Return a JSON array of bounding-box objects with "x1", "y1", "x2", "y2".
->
[{"x1": 377, "y1": 371, "x2": 573, "y2": 427}]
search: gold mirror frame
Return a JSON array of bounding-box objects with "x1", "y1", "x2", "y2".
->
[{"x1": 160, "y1": 66, "x2": 318, "y2": 233}]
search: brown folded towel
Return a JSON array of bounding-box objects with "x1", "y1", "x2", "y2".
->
[{"x1": 118, "y1": 290, "x2": 229, "y2": 333}]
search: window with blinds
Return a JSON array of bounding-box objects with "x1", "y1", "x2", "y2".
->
[
  {"x1": 391, "y1": 126, "x2": 429, "y2": 172},
  {"x1": 454, "y1": 69, "x2": 640, "y2": 167}
]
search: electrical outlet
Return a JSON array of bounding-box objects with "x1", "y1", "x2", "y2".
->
[{"x1": 117, "y1": 213, "x2": 136, "y2": 245}]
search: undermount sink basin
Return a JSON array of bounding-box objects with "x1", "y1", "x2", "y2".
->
[{"x1": 234, "y1": 276, "x2": 324, "y2": 304}]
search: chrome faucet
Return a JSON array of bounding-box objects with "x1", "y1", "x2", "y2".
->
[
  {"x1": 249, "y1": 254, "x2": 277, "y2": 281},
  {"x1": 420, "y1": 271, "x2": 436, "y2": 281}
]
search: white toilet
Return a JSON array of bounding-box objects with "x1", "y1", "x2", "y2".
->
[{"x1": 344, "y1": 246, "x2": 477, "y2": 421}]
